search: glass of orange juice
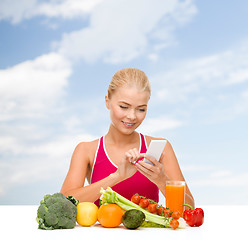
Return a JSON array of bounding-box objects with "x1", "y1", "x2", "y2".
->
[{"x1": 165, "y1": 180, "x2": 185, "y2": 215}]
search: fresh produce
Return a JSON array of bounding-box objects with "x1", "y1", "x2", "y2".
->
[
  {"x1": 37, "y1": 192, "x2": 78, "y2": 230},
  {"x1": 170, "y1": 219, "x2": 179, "y2": 229},
  {"x1": 141, "y1": 221, "x2": 166, "y2": 228},
  {"x1": 131, "y1": 194, "x2": 141, "y2": 204},
  {"x1": 76, "y1": 202, "x2": 98, "y2": 227},
  {"x1": 147, "y1": 203, "x2": 158, "y2": 213},
  {"x1": 164, "y1": 208, "x2": 172, "y2": 217},
  {"x1": 156, "y1": 206, "x2": 169, "y2": 216},
  {"x1": 97, "y1": 203, "x2": 124, "y2": 228},
  {"x1": 131, "y1": 193, "x2": 172, "y2": 217},
  {"x1": 171, "y1": 211, "x2": 181, "y2": 220},
  {"x1": 139, "y1": 198, "x2": 149, "y2": 208},
  {"x1": 183, "y1": 204, "x2": 204, "y2": 227},
  {"x1": 141, "y1": 216, "x2": 186, "y2": 229},
  {"x1": 122, "y1": 209, "x2": 145, "y2": 229},
  {"x1": 100, "y1": 187, "x2": 186, "y2": 229}
]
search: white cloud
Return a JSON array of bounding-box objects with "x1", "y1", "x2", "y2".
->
[
  {"x1": 0, "y1": 52, "x2": 75, "y2": 196},
  {"x1": 0, "y1": 0, "x2": 197, "y2": 63},
  {"x1": 0, "y1": 132, "x2": 96, "y2": 196},
  {"x1": 0, "y1": 0, "x2": 103, "y2": 24},
  {"x1": 150, "y1": 40, "x2": 248, "y2": 123},
  {"x1": 37, "y1": 0, "x2": 103, "y2": 19},
  {"x1": 0, "y1": 49, "x2": 107, "y2": 199},
  {"x1": 138, "y1": 115, "x2": 184, "y2": 134},
  {"x1": 56, "y1": 0, "x2": 197, "y2": 63},
  {"x1": 0, "y1": 52, "x2": 71, "y2": 121},
  {"x1": 210, "y1": 170, "x2": 232, "y2": 178},
  {"x1": 0, "y1": 0, "x2": 36, "y2": 24},
  {"x1": 192, "y1": 171, "x2": 248, "y2": 187},
  {"x1": 153, "y1": 44, "x2": 248, "y2": 103},
  {"x1": 181, "y1": 164, "x2": 248, "y2": 188},
  {"x1": 181, "y1": 164, "x2": 214, "y2": 172}
]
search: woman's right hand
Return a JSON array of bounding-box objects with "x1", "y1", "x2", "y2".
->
[{"x1": 115, "y1": 148, "x2": 144, "y2": 181}]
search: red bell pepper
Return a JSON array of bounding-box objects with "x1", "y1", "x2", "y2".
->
[{"x1": 182, "y1": 204, "x2": 204, "y2": 227}]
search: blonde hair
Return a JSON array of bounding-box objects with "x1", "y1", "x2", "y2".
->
[{"x1": 108, "y1": 68, "x2": 151, "y2": 99}]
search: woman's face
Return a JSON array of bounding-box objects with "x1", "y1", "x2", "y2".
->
[{"x1": 105, "y1": 85, "x2": 150, "y2": 135}]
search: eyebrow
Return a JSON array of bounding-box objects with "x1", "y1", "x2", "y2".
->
[{"x1": 119, "y1": 101, "x2": 147, "y2": 107}]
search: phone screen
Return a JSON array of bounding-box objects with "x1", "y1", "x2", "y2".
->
[{"x1": 143, "y1": 140, "x2": 167, "y2": 165}]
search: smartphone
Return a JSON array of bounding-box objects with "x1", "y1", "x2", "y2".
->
[{"x1": 143, "y1": 140, "x2": 167, "y2": 165}]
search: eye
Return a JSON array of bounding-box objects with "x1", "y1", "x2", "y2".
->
[
  {"x1": 138, "y1": 108, "x2": 146, "y2": 112},
  {"x1": 119, "y1": 105, "x2": 128, "y2": 109}
]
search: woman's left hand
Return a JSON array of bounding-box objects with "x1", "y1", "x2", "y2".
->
[{"x1": 135, "y1": 154, "x2": 167, "y2": 187}]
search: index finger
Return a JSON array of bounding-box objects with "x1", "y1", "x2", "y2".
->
[{"x1": 133, "y1": 153, "x2": 146, "y2": 164}]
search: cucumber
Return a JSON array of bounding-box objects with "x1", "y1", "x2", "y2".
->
[{"x1": 122, "y1": 209, "x2": 145, "y2": 229}]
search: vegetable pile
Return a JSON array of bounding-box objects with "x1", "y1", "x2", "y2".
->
[
  {"x1": 129, "y1": 192, "x2": 205, "y2": 229},
  {"x1": 100, "y1": 187, "x2": 186, "y2": 230},
  {"x1": 37, "y1": 193, "x2": 79, "y2": 230},
  {"x1": 36, "y1": 189, "x2": 204, "y2": 231}
]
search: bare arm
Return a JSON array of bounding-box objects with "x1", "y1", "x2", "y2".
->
[
  {"x1": 60, "y1": 141, "x2": 142, "y2": 203},
  {"x1": 60, "y1": 141, "x2": 121, "y2": 202},
  {"x1": 61, "y1": 172, "x2": 121, "y2": 203}
]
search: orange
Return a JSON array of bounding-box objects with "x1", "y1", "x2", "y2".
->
[{"x1": 97, "y1": 203, "x2": 124, "y2": 228}]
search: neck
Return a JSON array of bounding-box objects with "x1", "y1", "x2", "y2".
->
[{"x1": 105, "y1": 125, "x2": 139, "y2": 146}]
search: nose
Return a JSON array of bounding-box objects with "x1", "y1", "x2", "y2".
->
[{"x1": 127, "y1": 109, "x2": 136, "y2": 120}]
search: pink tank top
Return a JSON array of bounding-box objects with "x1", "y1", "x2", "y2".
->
[{"x1": 91, "y1": 133, "x2": 159, "y2": 206}]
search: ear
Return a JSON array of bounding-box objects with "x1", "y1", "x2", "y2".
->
[{"x1": 105, "y1": 95, "x2": 110, "y2": 109}]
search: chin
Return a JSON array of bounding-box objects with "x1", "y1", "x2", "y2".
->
[
  {"x1": 121, "y1": 126, "x2": 139, "y2": 135},
  {"x1": 113, "y1": 125, "x2": 133, "y2": 135}
]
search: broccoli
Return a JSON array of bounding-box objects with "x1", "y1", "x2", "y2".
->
[{"x1": 36, "y1": 192, "x2": 79, "y2": 230}]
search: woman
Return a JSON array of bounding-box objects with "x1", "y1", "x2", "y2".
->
[{"x1": 61, "y1": 68, "x2": 195, "y2": 208}]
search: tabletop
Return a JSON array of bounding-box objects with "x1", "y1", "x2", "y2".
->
[{"x1": 0, "y1": 205, "x2": 247, "y2": 240}]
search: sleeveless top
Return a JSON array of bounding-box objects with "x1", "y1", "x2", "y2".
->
[{"x1": 90, "y1": 133, "x2": 159, "y2": 205}]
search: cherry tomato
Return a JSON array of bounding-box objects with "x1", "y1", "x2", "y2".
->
[
  {"x1": 131, "y1": 194, "x2": 141, "y2": 205},
  {"x1": 170, "y1": 219, "x2": 179, "y2": 230},
  {"x1": 148, "y1": 203, "x2": 158, "y2": 213},
  {"x1": 156, "y1": 206, "x2": 165, "y2": 216},
  {"x1": 171, "y1": 211, "x2": 181, "y2": 220},
  {"x1": 139, "y1": 198, "x2": 149, "y2": 208},
  {"x1": 164, "y1": 208, "x2": 172, "y2": 217}
]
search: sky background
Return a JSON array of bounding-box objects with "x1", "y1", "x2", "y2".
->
[{"x1": 0, "y1": 0, "x2": 248, "y2": 205}]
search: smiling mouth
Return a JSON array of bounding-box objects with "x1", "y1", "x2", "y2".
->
[{"x1": 122, "y1": 121, "x2": 136, "y2": 128}]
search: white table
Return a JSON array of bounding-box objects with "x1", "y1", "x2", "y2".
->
[{"x1": 0, "y1": 205, "x2": 247, "y2": 240}]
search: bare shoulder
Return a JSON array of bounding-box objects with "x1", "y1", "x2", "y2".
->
[
  {"x1": 76, "y1": 138, "x2": 99, "y2": 151},
  {"x1": 144, "y1": 134, "x2": 174, "y2": 152},
  {"x1": 74, "y1": 138, "x2": 99, "y2": 160},
  {"x1": 144, "y1": 135, "x2": 168, "y2": 145}
]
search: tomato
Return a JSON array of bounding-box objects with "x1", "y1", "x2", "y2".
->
[
  {"x1": 156, "y1": 206, "x2": 164, "y2": 216},
  {"x1": 131, "y1": 194, "x2": 141, "y2": 205},
  {"x1": 157, "y1": 206, "x2": 168, "y2": 216},
  {"x1": 170, "y1": 219, "x2": 179, "y2": 230},
  {"x1": 139, "y1": 198, "x2": 149, "y2": 208},
  {"x1": 148, "y1": 203, "x2": 158, "y2": 213},
  {"x1": 76, "y1": 202, "x2": 98, "y2": 227},
  {"x1": 164, "y1": 208, "x2": 172, "y2": 217},
  {"x1": 171, "y1": 211, "x2": 181, "y2": 220}
]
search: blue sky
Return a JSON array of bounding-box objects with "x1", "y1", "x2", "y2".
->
[{"x1": 0, "y1": 0, "x2": 248, "y2": 205}]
